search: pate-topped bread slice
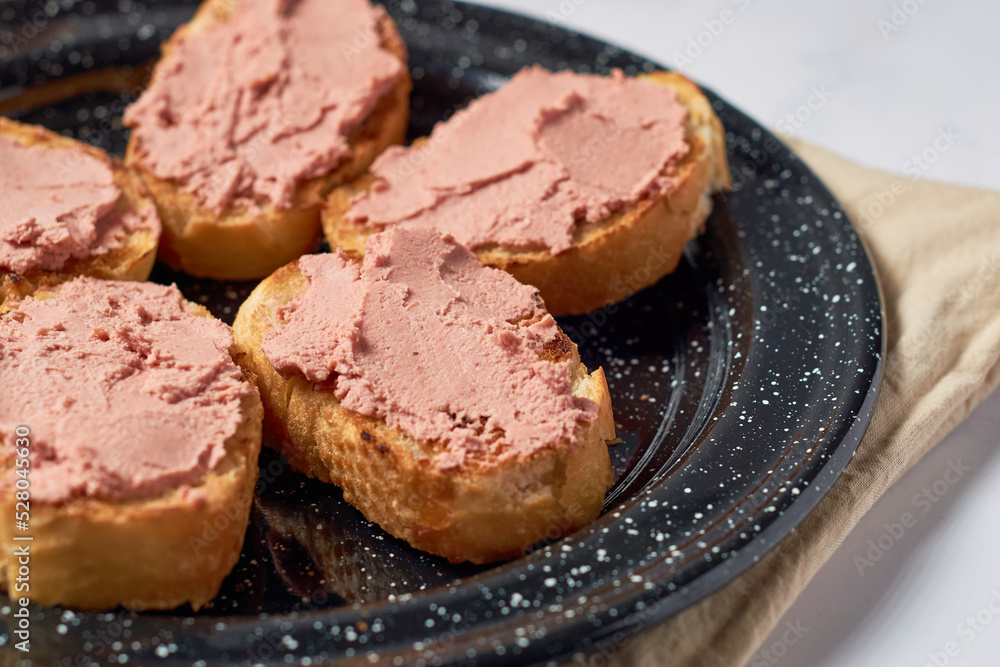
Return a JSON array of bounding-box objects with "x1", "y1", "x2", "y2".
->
[
  {"x1": 124, "y1": 0, "x2": 412, "y2": 280},
  {"x1": 0, "y1": 277, "x2": 262, "y2": 610},
  {"x1": 233, "y1": 227, "x2": 616, "y2": 564},
  {"x1": 0, "y1": 118, "x2": 160, "y2": 307},
  {"x1": 323, "y1": 67, "x2": 730, "y2": 315}
]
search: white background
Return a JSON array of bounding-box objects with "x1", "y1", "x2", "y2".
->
[{"x1": 472, "y1": 1, "x2": 1000, "y2": 665}]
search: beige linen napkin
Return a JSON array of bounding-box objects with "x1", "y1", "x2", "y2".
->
[{"x1": 605, "y1": 139, "x2": 1000, "y2": 667}]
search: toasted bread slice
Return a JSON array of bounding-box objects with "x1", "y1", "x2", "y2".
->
[
  {"x1": 323, "y1": 70, "x2": 730, "y2": 316},
  {"x1": 124, "y1": 0, "x2": 412, "y2": 281},
  {"x1": 233, "y1": 256, "x2": 616, "y2": 565},
  {"x1": 0, "y1": 283, "x2": 263, "y2": 611},
  {"x1": 0, "y1": 118, "x2": 159, "y2": 307}
]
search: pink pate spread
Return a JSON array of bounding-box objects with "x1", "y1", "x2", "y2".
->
[
  {"x1": 0, "y1": 134, "x2": 159, "y2": 275},
  {"x1": 0, "y1": 278, "x2": 251, "y2": 503},
  {"x1": 262, "y1": 227, "x2": 599, "y2": 469},
  {"x1": 348, "y1": 66, "x2": 690, "y2": 254},
  {"x1": 123, "y1": 0, "x2": 405, "y2": 213}
]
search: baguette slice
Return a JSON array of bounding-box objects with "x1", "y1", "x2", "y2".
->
[
  {"x1": 323, "y1": 70, "x2": 730, "y2": 316},
  {"x1": 233, "y1": 249, "x2": 616, "y2": 565},
  {"x1": 0, "y1": 118, "x2": 158, "y2": 307},
  {"x1": 124, "y1": 0, "x2": 412, "y2": 281},
  {"x1": 0, "y1": 283, "x2": 263, "y2": 611}
]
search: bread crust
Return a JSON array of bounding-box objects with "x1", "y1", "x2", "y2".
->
[
  {"x1": 323, "y1": 70, "x2": 730, "y2": 316},
  {"x1": 0, "y1": 118, "x2": 159, "y2": 308},
  {"x1": 233, "y1": 261, "x2": 616, "y2": 564},
  {"x1": 0, "y1": 294, "x2": 264, "y2": 611},
  {"x1": 125, "y1": 0, "x2": 412, "y2": 281}
]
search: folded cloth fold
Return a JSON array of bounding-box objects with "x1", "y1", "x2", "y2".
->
[{"x1": 608, "y1": 138, "x2": 1000, "y2": 667}]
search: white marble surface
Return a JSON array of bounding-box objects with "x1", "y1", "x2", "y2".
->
[{"x1": 471, "y1": 1, "x2": 1000, "y2": 665}]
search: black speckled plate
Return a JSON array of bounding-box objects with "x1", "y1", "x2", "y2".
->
[{"x1": 0, "y1": 1, "x2": 882, "y2": 664}]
